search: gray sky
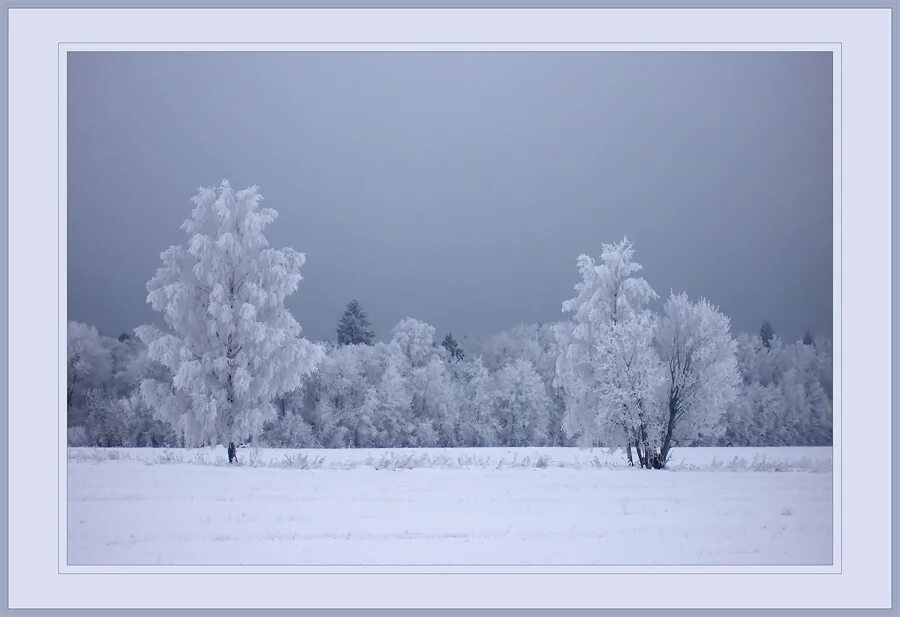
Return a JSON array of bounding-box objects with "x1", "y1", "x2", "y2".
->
[{"x1": 68, "y1": 51, "x2": 832, "y2": 343}]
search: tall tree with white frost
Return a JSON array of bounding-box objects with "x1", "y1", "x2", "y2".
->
[
  {"x1": 136, "y1": 181, "x2": 323, "y2": 450},
  {"x1": 372, "y1": 355, "x2": 413, "y2": 447},
  {"x1": 452, "y1": 357, "x2": 499, "y2": 446},
  {"x1": 593, "y1": 311, "x2": 666, "y2": 467},
  {"x1": 654, "y1": 292, "x2": 740, "y2": 465},
  {"x1": 555, "y1": 239, "x2": 663, "y2": 466},
  {"x1": 390, "y1": 318, "x2": 458, "y2": 446}
]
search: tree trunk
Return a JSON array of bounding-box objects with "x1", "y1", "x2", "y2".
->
[
  {"x1": 637, "y1": 424, "x2": 654, "y2": 469},
  {"x1": 634, "y1": 440, "x2": 646, "y2": 469},
  {"x1": 657, "y1": 395, "x2": 679, "y2": 469},
  {"x1": 227, "y1": 442, "x2": 237, "y2": 464},
  {"x1": 626, "y1": 442, "x2": 634, "y2": 467}
]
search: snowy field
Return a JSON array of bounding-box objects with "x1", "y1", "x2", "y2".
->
[{"x1": 67, "y1": 446, "x2": 833, "y2": 566}]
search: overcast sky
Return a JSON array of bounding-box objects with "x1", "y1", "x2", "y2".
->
[{"x1": 68, "y1": 51, "x2": 832, "y2": 343}]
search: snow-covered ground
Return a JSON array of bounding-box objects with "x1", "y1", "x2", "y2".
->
[{"x1": 67, "y1": 446, "x2": 833, "y2": 566}]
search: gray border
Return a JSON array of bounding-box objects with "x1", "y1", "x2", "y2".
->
[{"x1": 3, "y1": 2, "x2": 896, "y2": 616}]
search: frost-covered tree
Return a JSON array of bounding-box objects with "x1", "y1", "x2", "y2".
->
[
  {"x1": 452, "y1": 357, "x2": 499, "y2": 446},
  {"x1": 593, "y1": 313, "x2": 666, "y2": 467},
  {"x1": 260, "y1": 387, "x2": 319, "y2": 448},
  {"x1": 555, "y1": 239, "x2": 662, "y2": 465},
  {"x1": 520, "y1": 323, "x2": 568, "y2": 446},
  {"x1": 110, "y1": 331, "x2": 150, "y2": 398},
  {"x1": 408, "y1": 356, "x2": 457, "y2": 446},
  {"x1": 492, "y1": 358, "x2": 551, "y2": 446},
  {"x1": 471, "y1": 322, "x2": 568, "y2": 445},
  {"x1": 336, "y1": 300, "x2": 375, "y2": 346},
  {"x1": 310, "y1": 344, "x2": 378, "y2": 447},
  {"x1": 386, "y1": 320, "x2": 456, "y2": 445},
  {"x1": 81, "y1": 389, "x2": 127, "y2": 447},
  {"x1": 391, "y1": 318, "x2": 439, "y2": 368},
  {"x1": 67, "y1": 321, "x2": 114, "y2": 427},
  {"x1": 66, "y1": 328, "x2": 178, "y2": 446},
  {"x1": 136, "y1": 181, "x2": 323, "y2": 448},
  {"x1": 720, "y1": 333, "x2": 832, "y2": 446},
  {"x1": 372, "y1": 355, "x2": 414, "y2": 447},
  {"x1": 719, "y1": 381, "x2": 785, "y2": 446},
  {"x1": 119, "y1": 391, "x2": 180, "y2": 448},
  {"x1": 654, "y1": 293, "x2": 740, "y2": 464}
]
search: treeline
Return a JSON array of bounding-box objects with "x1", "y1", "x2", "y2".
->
[
  {"x1": 67, "y1": 308, "x2": 832, "y2": 450},
  {"x1": 721, "y1": 330, "x2": 832, "y2": 447}
]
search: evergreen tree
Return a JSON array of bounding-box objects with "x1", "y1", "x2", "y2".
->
[
  {"x1": 336, "y1": 300, "x2": 375, "y2": 346},
  {"x1": 760, "y1": 320, "x2": 776, "y2": 349},
  {"x1": 441, "y1": 332, "x2": 465, "y2": 361}
]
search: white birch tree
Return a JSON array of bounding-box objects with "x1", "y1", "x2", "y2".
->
[
  {"x1": 554, "y1": 239, "x2": 664, "y2": 467},
  {"x1": 136, "y1": 180, "x2": 323, "y2": 448}
]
